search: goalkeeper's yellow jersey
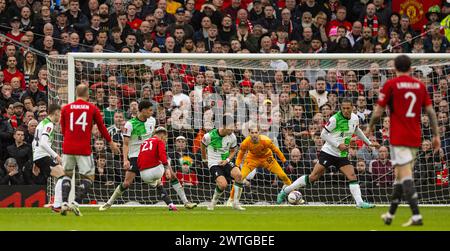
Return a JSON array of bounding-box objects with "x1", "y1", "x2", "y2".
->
[{"x1": 236, "y1": 135, "x2": 287, "y2": 167}]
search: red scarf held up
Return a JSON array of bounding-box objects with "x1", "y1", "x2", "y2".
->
[{"x1": 364, "y1": 15, "x2": 378, "y2": 37}]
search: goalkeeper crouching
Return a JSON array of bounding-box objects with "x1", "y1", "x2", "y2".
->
[{"x1": 228, "y1": 124, "x2": 293, "y2": 205}]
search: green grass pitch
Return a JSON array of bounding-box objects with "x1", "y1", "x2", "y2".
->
[{"x1": 1, "y1": 206, "x2": 449, "y2": 231}]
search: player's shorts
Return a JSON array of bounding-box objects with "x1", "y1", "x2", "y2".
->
[
  {"x1": 34, "y1": 156, "x2": 57, "y2": 178},
  {"x1": 318, "y1": 151, "x2": 351, "y2": 169},
  {"x1": 128, "y1": 157, "x2": 140, "y2": 175},
  {"x1": 210, "y1": 162, "x2": 235, "y2": 182},
  {"x1": 390, "y1": 146, "x2": 418, "y2": 166},
  {"x1": 62, "y1": 154, "x2": 95, "y2": 177},
  {"x1": 242, "y1": 156, "x2": 284, "y2": 175},
  {"x1": 140, "y1": 164, "x2": 164, "y2": 187}
]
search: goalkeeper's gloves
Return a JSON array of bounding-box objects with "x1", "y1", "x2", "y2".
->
[{"x1": 283, "y1": 161, "x2": 294, "y2": 173}]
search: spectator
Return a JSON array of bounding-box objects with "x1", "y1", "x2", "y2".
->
[
  {"x1": 24, "y1": 119, "x2": 38, "y2": 145},
  {"x1": 325, "y1": 69, "x2": 345, "y2": 95},
  {"x1": 169, "y1": 135, "x2": 193, "y2": 170},
  {"x1": 3, "y1": 56, "x2": 26, "y2": 90},
  {"x1": 6, "y1": 16, "x2": 24, "y2": 43},
  {"x1": 95, "y1": 153, "x2": 113, "y2": 186},
  {"x1": 373, "y1": 0, "x2": 391, "y2": 26},
  {"x1": 289, "y1": 147, "x2": 309, "y2": 176},
  {"x1": 299, "y1": 0, "x2": 330, "y2": 20},
  {"x1": 398, "y1": 14, "x2": 415, "y2": 40},
  {"x1": 375, "y1": 116, "x2": 390, "y2": 146},
  {"x1": 107, "y1": 111, "x2": 124, "y2": 146},
  {"x1": 257, "y1": 4, "x2": 279, "y2": 33},
  {"x1": 328, "y1": 6, "x2": 352, "y2": 34},
  {"x1": 360, "y1": 3, "x2": 379, "y2": 37},
  {"x1": 279, "y1": 8, "x2": 300, "y2": 42},
  {"x1": 218, "y1": 14, "x2": 236, "y2": 43},
  {"x1": 103, "y1": 94, "x2": 123, "y2": 127},
  {"x1": 6, "y1": 128, "x2": 32, "y2": 171},
  {"x1": 416, "y1": 139, "x2": 445, "y2": 186},
  {"x1": 0, "y1": 158, "x2": 25, "y2": 185},
  {"x1": 22, "y1": 52, "x2": 40, "y2": 83},
  {"x1": 356, "y1": 95, "x2": 371, "y2": 125},
  {"x1": 298, "y1": 27, "x2": 314, "y2": 53},
  {"x1": 288, "y1": 105, "x2": 309, "y2": 141},
  {"x1": 20, "y1": 77, "x2": 47, "y2": 105},
  {"x1": 359, "y1": 62, "x2": 387, "y2": 91},
  {"x1": 353, "y1": 26, "x2": 374, "y2": 53},
  {"x1": 192, "y1": 2, "x2": 223, "y2": 31},
  {"x1": 172, "y1": 156, "x2": 198, "y2": 186},
  {"x1": 357, "y1": 135, "x2": 379, "y2": 166},
  {"x1": 369, "y1": 146, "x2": 393, "y2": 187},
  {"x1": 309, "y1": 77, "x2": 328, "y2": 108},
  {"x1": 0, "y1": 113, "x2": 13, "y2": 163},
  {"x1": 98, "y1": 4, "x2": 111, "y2": 33},
  {"x1": 346, "y1": 21, "x2": 363, "y2": 48},
  {"x1": 168, "y1": 7, "x2": 194, "y2": 40},
  {"x1": 67, "y1": 0, "x2": 90, "y2": 32},
  {"x1": 304, "y1": 132, "x2": 323, "y2": 165}
]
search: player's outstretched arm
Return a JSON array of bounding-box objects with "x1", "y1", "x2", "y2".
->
[
  {"x1": 93, "y1": 106, "x2": 120, "y2": 154},
  {"x1": 269, "y1": 141, "x2": 287, "y2": 163},
  {"x1": 235, "y1": 148, "x2": 246, "y2": 168},
  {"x1": 355, "y1": 126, "x2": 378, "y2": 148},
  {"x1": 122, "y1": 136, "x2": 130, "y2": 170},
  {"x1": 425, "y1": 105, "x2": 441, "y2": 152}
]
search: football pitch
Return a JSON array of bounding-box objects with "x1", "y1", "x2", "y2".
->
[{"x1": 1, "y1": 206, "x2": 449, "y2": 231}]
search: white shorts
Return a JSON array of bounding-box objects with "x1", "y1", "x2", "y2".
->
[
  {"x1": 62, "y1": 154, "x2": 95, "y2": 176},
  {"x1": 140, "y1": 164, "x2": 165, "y2": 187},
  {"x1": 390, "y1": 146, "x2": 418, "y2": 166}
]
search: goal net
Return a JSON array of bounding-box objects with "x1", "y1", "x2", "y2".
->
[{"x1": 46, "y1": 53, "x2": 450, "y2": 205}]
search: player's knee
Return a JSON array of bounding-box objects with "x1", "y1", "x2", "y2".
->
[
  {"x1": 51, "y1": 165, "x2": 65, "y2": 178},
  {"x1": 80, "y1": 174, "x2": 95, "y2": 182},
  {"x1": 123, "y1": 176, "x2": 135, "y2": 187},
  {"x1": 233, "y1": 172, "x2": 243, "y2": 182},
  {"x1": 217, "y1": 181, "x2": 227, "y2": 191},
  {"x1": 402, "y1": 179, "x2": 417, "y2": 200},
  {"x1": 309, "y1": 173, "x2": 320, "y2": 182},
  {"x1": 123, "y1": 180, "x2": 131, "y2": 188},
  {"x1": 347, "y1": 173, "x2": 357, "y2": 180}
]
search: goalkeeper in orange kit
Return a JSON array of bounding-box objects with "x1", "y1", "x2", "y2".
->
[{"x1": 228, "y1": 125, "x2": 293, "y2": 205}]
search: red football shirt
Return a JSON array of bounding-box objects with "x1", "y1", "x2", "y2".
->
[
  {"x1": 377, "y1": 75, "x2": 432, "y2": 147},
  {"x1": 60, "y1": 99, "x2": 112, "y2": 155},
  {"x1": 3, "y1": 69, "x2": 26, "y2": 90},
  {"x1": 138, "y1": 136, "x2": 169, "y2": 171}
]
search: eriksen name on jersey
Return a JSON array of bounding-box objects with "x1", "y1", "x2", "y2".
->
[{"x1": 396, "y1": 82, "x2": 420, "y2": 89}]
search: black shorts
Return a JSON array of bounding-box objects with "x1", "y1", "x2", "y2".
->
[
  {"x1": 318, "y1": 151, "x2": 351, "y2": 169},
  {"x1": 128, "y1": 157, "x2": 140, "y2": 175},
  {"x1": 34, "y1": 156, "x2": 57, "y2": 178},
  {"x1": 210, "y1": 162, "x2": 235, "y2": 182}
]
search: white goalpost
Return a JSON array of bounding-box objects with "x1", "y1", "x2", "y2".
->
[{"x1": 45, "y1": 53, "x2": 450, "y2": 206}]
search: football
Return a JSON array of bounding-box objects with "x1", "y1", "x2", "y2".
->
[{"x1": 287, "y1": 191, "x2": 303, "y2": 205}]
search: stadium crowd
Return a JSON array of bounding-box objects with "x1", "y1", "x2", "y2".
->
[{"x1": 0, "y1": 0, "x2": 449, "y2": 198}]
